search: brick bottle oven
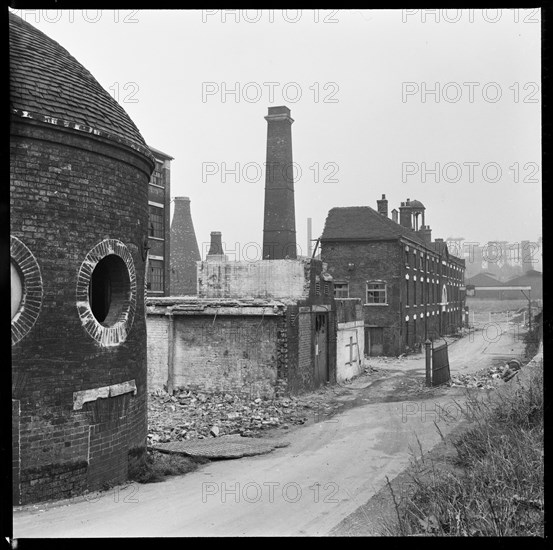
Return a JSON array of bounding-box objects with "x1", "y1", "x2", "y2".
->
[{"x1": 10, "y1": 13, "x2": 155, "y2": 504}]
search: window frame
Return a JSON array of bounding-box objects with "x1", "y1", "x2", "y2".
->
[
  {"x1": 334, "y1": 281, "x2": 350, "y2": 298},
  {"x1": 365, "y1": 280, "x2": 387, "y2": 305},
  {"x1": 147, "y1": 259, "x2": 164, "y2": 293},
  {"x1": 149, "y1": 205, "x2": 165, "y2": 239}
]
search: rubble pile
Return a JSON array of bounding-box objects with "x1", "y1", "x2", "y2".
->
[
  {"x1": 450, "y1": 360, "x2": 522, "y2": 389},
  {"x1": 147, "y1": 387, "x2": 341, "y2": 446}
]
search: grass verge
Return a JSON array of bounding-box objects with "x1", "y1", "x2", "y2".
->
[{"x1": 386, "y1": 362, "x2": 544, "y2": 536}]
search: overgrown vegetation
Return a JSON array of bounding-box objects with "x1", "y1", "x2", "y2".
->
[
  {"x1": 128, "y1": 450, "x2": 210, "y2": 484},
  {"x1": 524, "y1": 311, "x2": 543, "y2": 359},
  {"x1": 386, "y1": 363, "x2": 544, "y2": 536}
]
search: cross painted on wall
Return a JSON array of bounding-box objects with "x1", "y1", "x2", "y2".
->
[{"x1": 345, "y1": 335, "x2": 358, "y2": 366}]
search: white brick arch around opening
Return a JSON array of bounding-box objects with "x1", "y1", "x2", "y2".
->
[
  {"x1": 76, "y1": 239, "x2": 137, "y2": 347},
  {"x1": 11, "y1": 235, "x2": 43, "y2": 346}
]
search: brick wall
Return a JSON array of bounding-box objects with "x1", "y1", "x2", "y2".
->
[
  {"x1": 147, "y1": 315, "x2": 170, "y2": 391},
  {"x1": 12, "y1": 400, "x2": 20, "y2": 502},
  {"x1": 323, "y1": 239, "x2": 464, "y2": 355},
  {"x1": 147, "y1": 313, "x2": 283, "y2": 398},
  {"x1": 11, "y1": 120, "x2": 151, "y2": 504},
  {"x1": 322, "y1": 240, "x2": 401, "y2": 355}
]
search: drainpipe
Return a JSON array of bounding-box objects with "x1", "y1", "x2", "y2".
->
[{"x1": 167, "y1": 312, "x2": 175, "y2": 394}]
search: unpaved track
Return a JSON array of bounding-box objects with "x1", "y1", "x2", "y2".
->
[{"x1": 12, "y1": 321, "x2": 525, "y2": 537}]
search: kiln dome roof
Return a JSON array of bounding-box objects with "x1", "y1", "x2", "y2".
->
[{"x1": 9, "y1": 12, "x2": 150, "y2": 153}]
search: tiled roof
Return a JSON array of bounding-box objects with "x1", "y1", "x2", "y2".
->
[
  {"x1": 321, "y1": 206, "x2": 426, "y2": 246},
  {"x1": 9, "y1": 12, "x2": 148, "y2": 150}
]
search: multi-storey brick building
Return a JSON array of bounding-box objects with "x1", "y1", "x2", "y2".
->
[
  {"x1": 321, "y1": 196, "x2": 465, "y2": 356},
  {"x1": 146, "y1": 146, "x2": 173, "y2": 296},
  {"x1": 10, "y1": 13, "x2": 153, "y2": 504}
]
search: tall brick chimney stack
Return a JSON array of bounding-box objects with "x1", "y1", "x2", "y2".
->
[
  {"x1": 262, "y1": 106, "x2": 297, "y2": 259},
  {"x1": 170, "y1": 196, "x2": 201, "y2": 295},
  {"x1": 391, "y1": 208, "x2": 398, "y2": 224},
  {"x1": 399, "y1": 200, "x2": 413, "y2": 229},
  {"x1": 377, "y1": 194, "x2": 388, "y2": 217}
]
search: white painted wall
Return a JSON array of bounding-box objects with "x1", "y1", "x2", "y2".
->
[
  {"x1": 197, "y1": 259, "x2": 311, "y2": 299},
  {"x1": 337, "y1": 320, "x2": 365, "y2": 383}
]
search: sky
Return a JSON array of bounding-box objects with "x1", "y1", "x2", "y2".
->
[{"x1": 11, "y1": 8, "x2": 542, "y2": 260}]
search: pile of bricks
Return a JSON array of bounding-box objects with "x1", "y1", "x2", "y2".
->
[
  {"x1": 147, "y1": 388, "x2": 337, "y2": 445},
  {"x1": 450, "y1": 360, "x2": 523, "y2": 389}
]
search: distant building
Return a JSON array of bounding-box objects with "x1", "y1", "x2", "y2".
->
[
  {"x1": 170, "y1": 197, "x2": 201, "y2": 295},
  {"x1": 466, "y1": 269, "x2": 542, "y2": 302},
  {"x1": 321, "y1": 196, "x2": 465, "y2": 356},
  {"x1": 503, "y1": 270, "x2": 542, "y2": 300},
  {"x1": 465, "y1": 272, "x2": 503, "y2": 300},
  {"x1": 146, "y1": 146, "x2": 173, "y2": 296}
]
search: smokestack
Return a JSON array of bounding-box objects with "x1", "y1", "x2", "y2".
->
[
  {"x1": 377, "y1": 194, "x2": 388, "y2": 217},
  {"x1": 307, "y1": 217, "x2": 312, "y2": 257},
  {"x1": 262, "y1": 106, "x2": 297, "y2": 259},
  {"x1": 391, "y1": 208, "x2": 398, "y2": 224},
  {"x1": 170, "y1": 196, "x2": 201, "y2": 295},
  {"x1": 399, "y1": 201, "x2": 413, "y2": 229},
  {"x1": 206, "y1": 231, "x2": 227, "y2": 261}
]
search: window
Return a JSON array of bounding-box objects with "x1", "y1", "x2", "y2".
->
[
  {"x1": 334, "y1": 282, "x2": 349, "y2": 298},
  {"x1": 413, "y1": 279, "x2": 417, "y2": 304},
  {"x1": 88, "y1": 254, "x2": 131, "y2": 326},
  {"x1": 420, "y1": 280, "x2": 424, "y2": 304},
  {"x1": 149, "y1": 205, "x2": 164, "y2": 239},
  {"x1": 366, "y1": 281, "x2": 387, "y2": 304},
  {"x1": 404, "y1": 249, "x2": 410, "y2": 266},
  {"x1": 11, "y1": 262, "x2": 23, "y2": 320},
  {"x1": 147, "y1": 259, "x2": 164, "y2": 292},
  {"x1": 406, "y1": 278, "x2": 410, "y2": 305},
  {"x1": 150, "y1": 161, "x2": 164, "y2": 187}
]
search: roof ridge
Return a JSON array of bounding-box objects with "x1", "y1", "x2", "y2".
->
[{"x1": 323, "y1": 204, "x2": 426, "y2": 245}]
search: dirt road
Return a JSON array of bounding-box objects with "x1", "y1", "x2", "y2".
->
[{"x1": 12, "y1": 320, "x2": 526, "y2": 538}]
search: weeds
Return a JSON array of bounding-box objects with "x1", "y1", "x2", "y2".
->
[
  {"x1": 387, "y1": 364, "x2": 544, "y2": 536},
  {"x1": 128, "y1": 450, "x2": 209, "y2": 484}
]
